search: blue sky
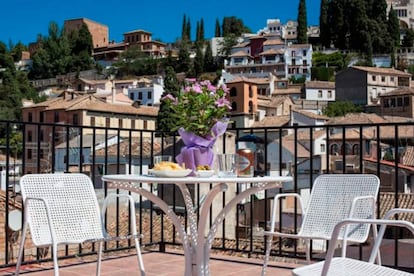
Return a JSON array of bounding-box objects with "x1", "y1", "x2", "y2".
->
[{"x1": 1, "y1": 0, "x2": 321, "y2": 46}]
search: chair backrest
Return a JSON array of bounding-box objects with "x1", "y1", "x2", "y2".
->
[
  {"x1": 301, "y1": 174, "x2": 380, "y2": 242},
  {"x1": 20, "y1": 173, "x2": 104, "y2": 246}
]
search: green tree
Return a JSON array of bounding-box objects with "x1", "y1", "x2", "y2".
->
[
  {"x1": 218, "y1": 34, "x2": 238, "y2": 57},
  {"x1": 203, "y1": 41, "x2": 215, "y2": 72},
  {"x1": 297, "y1": 0, "x2": 308, "y2": 44},
  {"x1": 388, "y1": 6, "x2": 400, "y2": 47},
  {"x1": 319, "y1": 0, "x2": 330, "y2": 48},
  {"x1": 323, "y1": 101, "x2": 363, "y2": 117},
  {"x1": 157, "y1": 66, "x2": 181, "y2": 134},
  {"x1": 186, "y1": 18, "x2": 191, "y2": 41},
  {"x1": 176, "y1": 39, "x2": 191, "y2": 74},
  {"x1": 181, "y1": 14, "x2": 188, "y2": 40},
  {"x1": 222, "y1": 16, "x2": 251, "y2": 37},
  {"x1": 215, "y1": 18, "x2": 221, "y2": 37},
  {"x1": 402, "y1": 28, "x2": 414, "y2": 47},
  {"x1": 200, "y1": 19, "x2": 205, "y2": 42},
  {"x1": 68, "y1": 23, "x2": 94, "y2": 72},
  {"x1": 194, "y1": 44, "x2": 204, "y2": 77}
]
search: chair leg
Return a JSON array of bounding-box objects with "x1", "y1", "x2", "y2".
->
[
  {"x1": 52, "y1": 243, "x2": 59, "y2": 276},
  {"x1": 134, "y1": 236, "x2": 145, "y2": 276},
  {"x1": 15, "y1": 222, "x2": 29, "y2": 275},
  {"x1": 96, "y1": 241, "x2": 103, "y2": 276},
  {"x1": 261, "y1": 236, "x2": 273, "y2": 276},
  {"x1": 305, "y1": 239, "x2": 311, "y2": 264}
]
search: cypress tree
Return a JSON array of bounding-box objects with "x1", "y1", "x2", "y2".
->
[
  {"x1": 297, "y1": 0, "x2": 308, "y2": 44},
  {"x1": 157, "y1": 66, "x2": 181, "y2": 134},
  {"x1": 186, "y1": 19, "x2": 191, "y2": 41},
  {"x1": 182, "y1": 14, "x2": 187, "y2": 40},
  {"x1": 194, "y1": 44, "x2": 204, "y2": 77},
  {"x1": 388, "y1": 5, "x2": 400, "y2": 47},
  {"x1": 319, "y1": 0, "x2": 330, "y2": 48},
  {"x1": 200, "y1": 18, "x2": 205, "y2": 42},
  {"x1": 204, "y1": 41, "x2": 215, "y2": 72},
  {"x1": 215, "y1": 18, "x2": 221, "y2": 37}
]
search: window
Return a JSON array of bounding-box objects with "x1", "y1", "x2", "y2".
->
[
  {"x1": 90, "y1": 117, "x2": 95, "y2": 126},
  {"x1": 391, "y1": 98, "x2": 396, "y2": 107},
  {"x1": 318, "y1": 90, "x2": 323, "y2": 98},
  {"x1": 54, "y1": 112, "x2": 59, "y2": 123},
  {"x1": 292, "y1": 59, "x2": 296, "y2": 66},
  {"x1": 303, "y1": 60, "x2": 307, "y2": 66},
  {"x1": 230, "y1": 87, "x2": 237, "y2": 97},
  {"x1": 327, "y1": 90, "x2": 332, "y2": 98},
  {"x1": 384, "y1": 98, "x2": 389, "y2": 107},
  {"x1": 143, "y1": 120, "x2": 148, "y2": 129},
  {"x1": 404, "y1": 96, "x2": 409, "y2": 106},
  {"x1": 353, "y1": 144, "x2": 360, "y2": 155},
  {"x1": 27, "y1": 149, "x2": 32, "y2": 160},
  {"x1": 372, "y1": 75, "x2": 376, "y2": 81},
  {"x1": 320, "y1": 144, "x2": 326, "y2": 153},
  {"x1": 131, "y1": 120, "x2": 136, "y2": 129},
  {"x1": 40, "y1": 130, "x2": 44, "y2": 142},
  {"x1": 390, "y1": 76, "x2": 395, "y2": 82},
  {"x1": 249, "y1": 86, "x2": 253, "y2": 97},
  {"x1": 248, "y1": 101, "x2": 254, "y2": 113},
  {"x1": 330, "y1": 144, "x2": 339, "y2": 155},
  {"x1": 129, "y1": 92, "x2": 134, "y2": 100},
  {"x1": 138, "y1": 92, "x2": 143, "y2": 100},
  {"x1": 40, "y1": 112, "x2": 44, "y2": 123},
  {"x1": 302, "y1": 50, "x2": 307, "y2": 56},
  {"x1": 119, "y1": 118, "x2": 123, "y2": 128},
  {"x1": 28, "y1": 112, "x2": 33, "y2": 122},
  {"x1": 397, "y1": 97, "x2": 403, "y2": 106},
  {"x1": 28, "y1": 131, "x2": 33, "y2": 142},
  {"x1": 231, "y1": 102, "x2": 237, "y2": 111},
  {"x1": 148, "y1": 91, "x2": 152, "y2": 99},
  {"x1": 73, "y1": 114, "x2": 79, "y2": 125},
  {"x1": 292, "y1": 51, "x2": 296, "y2": 57},
  {"x1": 381, "y1": 76, "x2": 385, "y2": 82},
  {"x1": 106, "y1": 118, "x2": 110, "y2": 127}
]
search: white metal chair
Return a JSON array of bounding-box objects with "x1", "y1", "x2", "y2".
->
[
  {"x1": 262, "y1": 174, "x2": 380, "y2": 275},
  {"x1": 292, "y1": 208, "x2": 414, "y2": 276},
  {"x1": 15, "y1": 173, "x2": 145, "y2": 276}
]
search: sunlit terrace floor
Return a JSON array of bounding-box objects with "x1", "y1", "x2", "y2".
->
[
  {"x1": 1, "y1": 248, "x2": 301, "y2": 276},
  {"x1": 3, "y1": 239, "x2": 413, "y2": 276}
]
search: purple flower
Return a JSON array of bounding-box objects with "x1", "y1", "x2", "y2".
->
[
  {"x1": 215, "y1": 97, "x2": 231, "y2": 109},
  {"x1": 207, "y1": 84, "x2": 217, "y2": 93},
  {"x1": 192, "y1": 84, "x2": 203, "y2": 93}
]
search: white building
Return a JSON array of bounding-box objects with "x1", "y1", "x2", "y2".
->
[{"x1": 304, "y1": 81, "x2": 335, "y2": 102}]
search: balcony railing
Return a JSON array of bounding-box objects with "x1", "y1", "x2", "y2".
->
[{"x1": 0, "y1": 119, "x2": 412, "y2": 272}]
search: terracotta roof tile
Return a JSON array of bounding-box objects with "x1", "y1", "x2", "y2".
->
[
  {"x1": 229, "y1": 50, "x2": 252, "y2": 58},
  {"x1": 284, "y1": 129, "x2": 328, "y2": 141},
  {"x1": 379, "y1": 192, "x2": 414, "y2": 221},
  {"x1": 351, "y1": 66, "x2": 411, "y2": 76},
  {"x1": 327, "y1": 113, "x2": 387, "y2": 125},
  {"x1": 379, "y1": 87, "x2": 414, "y2": 96},
  {"x1": 305, "y1": 80, "x2": 335, "y2": 89},
  {"x1": 329, "y1": 128, "x2": 375, "y2": 140},
  {"x1": 263, "y1": 39, "x2": 284, "y2": 46},
  {"x1": 292, "y1": 109, "x2": 330, "y2": 120},
  {"x1": 251, "y1": 115, "x2": 290, "y2": 127},
  {"x1": 259, "y1": 48, "x2": 284, "y2": 56},
  {"x1": 401, "y1": 146, "x2": 414, "y2": 166}
]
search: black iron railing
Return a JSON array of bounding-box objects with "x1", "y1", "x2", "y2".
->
[{"x1": 0, "y1": 119, "x2": 412, "y2": 272}]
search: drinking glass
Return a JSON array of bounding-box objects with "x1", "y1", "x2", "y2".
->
[
  {"x1": 217, "y1": 153, "x2": 237, "y2": 177},
  {"x1": 153, "y1": 155, "x2": 172, "y2": 166}
]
